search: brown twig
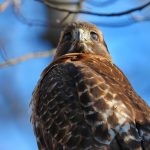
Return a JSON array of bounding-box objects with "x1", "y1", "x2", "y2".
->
[
  {"x1": 38, "y1": 0, "x2": 80, "y2": 5},
  {"x1": 57, "y1": 12, "x2": 71, "y2": 24},
  {"x1": 0, "y1": 0, "x2": 9, "y2": 12},
  {"x1": 0, "y1": 49, "x2": 56, "y2": 68},
  {"x1": 42, "y1": 0, "x2": 150, "y2": 17},
  {"x1": 13, "y1": 9, "x2": 49, "y2": 27}
]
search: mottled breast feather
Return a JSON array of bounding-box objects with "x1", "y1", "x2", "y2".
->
[{"x1": 31, "y1": 53, "x2": 150, "y2": 150}]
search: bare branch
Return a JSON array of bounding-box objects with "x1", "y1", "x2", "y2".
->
[
  {"x1": 0, "y1": 49, "x2": 56, "y2": 68},
  {"x1": 0, "y1": 44, "x2": 8, "y2": 61},
  {"x1": 42, "y1": 0, "x2": 150, "y2": 17},
  {"x1": 8, "y1": 0, "x2": 149, "y2": 28},
  {"x1": 0, "y1": 0, "x2": 9, "y2": 12},
  {"x1": 13, "y1": 9, "x2": 49, "y2": 27},
  {"x1": 0, "y1": 0, "x2": 21, "y2": 12},
  {"x1": 38, "y1": 0, "x2": 80, "y2": 5},
  {"x1": 131, "y1": 14, "x2": 150, "y2": 22},
  {"x1": 57, "y1": 12, "x2": 71, "y2": 24}
]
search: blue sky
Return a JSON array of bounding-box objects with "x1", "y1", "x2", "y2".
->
[{"x1": 0, "y1": 0, "x2": 150, "y2": 149}]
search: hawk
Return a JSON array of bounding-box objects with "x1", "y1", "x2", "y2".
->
[{"x1": 31, "y1": 22, "x2": 150, "y2": 150}]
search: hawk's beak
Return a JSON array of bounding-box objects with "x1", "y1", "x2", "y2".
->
[
  {"x1": 69, "y1": 28, "x2": 93, "y2": 53},
  {"x1": 74, "y1": 29, "x2": 87, "y2": 42}
]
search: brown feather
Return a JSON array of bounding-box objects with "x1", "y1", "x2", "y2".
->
[{"x1": 31, "y1": 22, "x2": 150, "y2": 150}]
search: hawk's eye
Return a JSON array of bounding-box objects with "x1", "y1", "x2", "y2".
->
[
  {"x1": 63, "y1": 32, "x2": 72, "y2": 41},
  {"x1": 90, "y1": 32, "x2": 99, "y2": 41}
]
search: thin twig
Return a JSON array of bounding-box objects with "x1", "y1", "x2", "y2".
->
[
  {"x1": 42, "y1": 0, "x2": 150, "y2": 17},
  {"x1": 13, "y1": 9, "x2": 49, "y2": 27},
  {"x1": 131, "y1": 14, "x2": 150, "y2": 22},
  {"x1": 0, "y1": 49, "x2": 56, "y2": 68},
  {"x1": 57, "y1": 12, "x2": 71, "y2": 24},
  {"x1": 0, "y1": 45, "x2": 8, "y2": 61},
  {"x1": 35, "y1": 0, "x2": 80, "y2": 5},
  {"x1": 0, "y1": 0, "x2": 9, "y2": 12}
]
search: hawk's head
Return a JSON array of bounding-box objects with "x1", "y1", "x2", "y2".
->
[{"x1": 55, "y1": 22, "x2": 111, "y2": 59}]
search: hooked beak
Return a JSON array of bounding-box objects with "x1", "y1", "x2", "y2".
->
[
  {"x1": 74, "y1": 28, "x2": 88, "y2": 42},
  {"x1": 68, "y1": 28, "x2": 93, "y2": 54}
]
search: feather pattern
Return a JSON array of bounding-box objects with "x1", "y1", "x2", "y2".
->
[{"x1": 31, "y1": 53, "x2": 150, "y2": 150}]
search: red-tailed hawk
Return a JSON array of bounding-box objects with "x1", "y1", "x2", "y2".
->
[{"x1": 31, "y1": 22, "x2": 150, "y2": 150}]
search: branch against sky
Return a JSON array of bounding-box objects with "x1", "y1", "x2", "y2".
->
[
  {"x1": 42, "y1": 0, "x2": 150, "y2": 17},
  {"x1": 1, "y1": 0, "x2": 150, "y2": 26},
  {"x1": 0, "y1": 0, "x2": 21, "y2": 12},
  {"x1": 0, "y1": 49, "x2": 56, "y2": 68},
  {"x1": 14, "y1": 0, "x2": 150, "y2": 27},
  {"x1": 1, "y1": 0, "x2": 149, "y2": 27}
]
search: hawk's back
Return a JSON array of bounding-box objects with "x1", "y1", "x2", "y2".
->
[{"x1": 32, "y1": 53, "x2": 150, "y2": 150}]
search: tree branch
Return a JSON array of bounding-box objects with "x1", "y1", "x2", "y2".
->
[
  {"x1": 42, "y1": 0, "x2": 150, "y2": 17},
  {"x1": 40, "y1": 0, "x2": 80, "y2": 5},
  {"x1": 10, "y1": 0, "x2": 150, "y2": 28},
  {"x1": 57, "y1": 12, "x2": 71, "y2": 24},
  {"x1": 0, "y1": 49, "x2": 56, "y2": 68}
]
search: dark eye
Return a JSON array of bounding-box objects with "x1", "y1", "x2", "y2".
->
[
  {"x1": 63, "y1": 32, "x2": 72, "y2": 41},
  {"x1": 90, "y1": 32, "x2": 99, "y2": 41}
]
